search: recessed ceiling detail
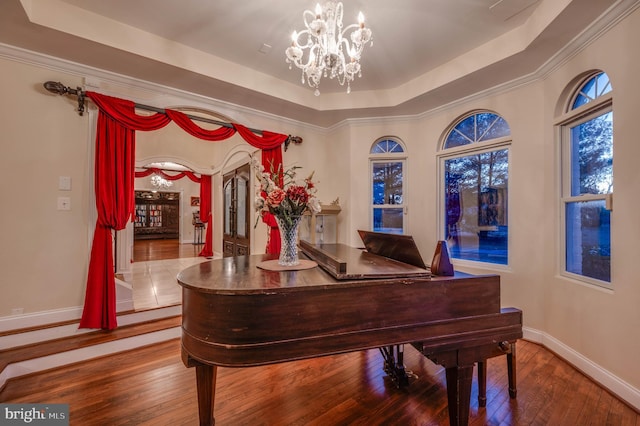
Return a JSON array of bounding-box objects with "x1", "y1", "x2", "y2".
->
[{"x1": 0, "y1": 0, "x2": 630, "y2": 126}]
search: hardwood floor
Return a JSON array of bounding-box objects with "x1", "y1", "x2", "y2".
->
[
  {"x1": 1, "y1": 339, "x2": 637, "y2": 425},
  {"x1": 133, "y1": 238, "x2": 204, "y2": 262},
  {"x1": 69, "y1": 240, "x2": 638, "y2": 424}
]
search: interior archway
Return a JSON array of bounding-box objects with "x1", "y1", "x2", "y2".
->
[{"x1": 115, "y1": 157, "x2": 213, "y2": 311}]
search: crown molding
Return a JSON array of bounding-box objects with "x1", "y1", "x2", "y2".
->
[
  {"x1": 0, "y1": 41, "x2": 323, "y2": 134},
  {"x1": 2, "y1": 0, "x2": 638, "y2": 134}
]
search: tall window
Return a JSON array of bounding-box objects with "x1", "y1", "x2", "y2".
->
[
  {"x1": 440, "y1": 111, "x2": 511, "y2": 265},
  {"x1": 370, "y1": 138, "x2": 406, "y2": 234},
  {"x1": 559, "y1": 71, "x2": 612, "y2": 284}
]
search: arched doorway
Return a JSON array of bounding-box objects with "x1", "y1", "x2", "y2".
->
[
  {"x1": 132, "y1": 161, "x2": 194, "y2": 262},
  {"x1": 116, "y1": 158, "x2": 209, "y2": 266}
]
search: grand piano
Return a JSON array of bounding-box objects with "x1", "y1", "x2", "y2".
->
[{"x1": 178, "y1": 237, "x2": 522, "y2": 425}]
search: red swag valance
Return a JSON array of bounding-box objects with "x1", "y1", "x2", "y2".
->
[
  {"x1": 80, "y1": 91, "x2": 288, "y2": 330},
  {"x1": 134, "y1": 168, "x2": 200, "y2": 182}
]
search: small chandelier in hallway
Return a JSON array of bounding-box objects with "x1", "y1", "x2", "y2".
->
[
  {"x1": 285, "y1": 1, "x2": 372, "y2": 96},
  {"x1": 150, "y1": 174, "x2": 173, "y2": 190}
]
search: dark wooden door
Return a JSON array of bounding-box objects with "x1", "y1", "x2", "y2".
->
[{"x1": 223, "y1": 163, "x2": 251, "y2": 257}]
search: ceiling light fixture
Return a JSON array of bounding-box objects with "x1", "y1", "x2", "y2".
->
[
  {"x1": 285, "y1": 1, "x2": 372, "y2": 96},
  {"x1": 151, "y1": 174, "x2": 173, "y2": 190}
]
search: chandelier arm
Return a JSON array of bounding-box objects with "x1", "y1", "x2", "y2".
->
[
  {"x1": 334, "y1": 2, "x2": 344, "y2": 25},
  {"x1": 302, "y1": 10, "x2": 317, "y2": 28},
  {"x1": 337, "y1": 38, "x2": 354, "y2": 59},
  {"x1": 294, "y1": 30, "x2": 316, "y2": 49},
  {"x1": 340, "y1": 23, "x2": 361, "y2": 38}
]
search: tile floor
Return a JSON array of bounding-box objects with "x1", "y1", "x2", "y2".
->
[{"x1": 120, "y1": 256, "x2": 213, "y2": 311}]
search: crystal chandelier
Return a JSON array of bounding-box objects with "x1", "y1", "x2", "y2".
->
[
  {"x1": 285, "y1": 1, "x2": 372, "y2": 96},
  {"x1": 150, "y1": 174, "x2": 173, "y2": 189}
]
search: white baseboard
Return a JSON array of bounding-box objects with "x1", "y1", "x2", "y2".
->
[
  {"x1": 0, "y1": 279, "x2": 135, "y2": 334},
  {"x1": 523, "y1": 326, "x2": 640, "y2": 411},
  {"x1": 0, "y1": 306, "x2": 84, "y2": 334}
]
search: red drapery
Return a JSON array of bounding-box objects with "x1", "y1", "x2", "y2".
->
[
  {"x1": 81, "y1": 92, "x2": 288, "y2": 329},
  {"x1": 80, "y1": 93, "x2": 169, "y2": 330},
  {"x1": 198, "y1": 175, "x2": 213, "y2": 257},
  {"x1": 260, "y1": 146, "x2": 283, "y2": 255},
  {"x1": 134, "y1": 168, "x2": 200, "y2": 183}
]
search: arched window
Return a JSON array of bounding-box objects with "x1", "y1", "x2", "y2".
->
[
  {"x1": 440, "y1": 111, "x2": 511, "y2": 265},
  {"x1": 558, "y1": 71, "x2": 613, "y2": 285},
  {"x1": 444, "y1": 112, "x2": 510, "y2": 149},
  {"x1": 370, "y1": 137, "x2": 406, "y2": 234}
]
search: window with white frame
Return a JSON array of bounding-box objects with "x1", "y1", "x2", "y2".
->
[
  {"x1": 559, "y1": 71, "x2": 612, "y2": 284},
  {"x1": 440, "y1": 111, "x2": 511, "y2": 265},
  {"x1": 370, "y1": 138, "x2": 406, "y2": 234}
]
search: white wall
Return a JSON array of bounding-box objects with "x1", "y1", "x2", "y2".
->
[
  {"x1": 0, "y1": 57, "x2": 91, "y2": 318},
  {"x1": 539, "y1": 7, "x2": 640, "y2": 393},
  {"x1": 326, "y1": 8, "x2": 640, "y2": 405}
]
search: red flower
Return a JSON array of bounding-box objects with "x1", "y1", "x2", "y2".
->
[
  {"x1": 266, "y1": 189, "x2": 286, "y2": 207},
  {"x1": 287, "y1": 185, "x2": 309, "y2": 204}
]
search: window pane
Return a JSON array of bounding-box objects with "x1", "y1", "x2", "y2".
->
[
  {"x1": 224, "y1": 181, "x2": 232, "y2": 235},
  {"x1": 447, "y1": 116, "x2": 476, "y2": 148},
  {"x1": 373, "y1": 208, "x2": 403, "y2": 234},
  {"x1": 455, "y1": 116, "x2": 476, "y2": 140},
  {"x1": 570, "y1": 112, "x2": 613, "y2": 195},
  {"x1": 444, "y1": 149, "x2": 508, "y2": 264},
  {"x1": 581, "y1": 77, "x2": 598, "y2": 103},
  {"x1": 444, "y1": 129, "x2": 472, "y2": 148},
  {"x1": 571, "y1": 72, "x2": 612, "y2": 110},
  {"x1": 595, "y1": 72, "x2": 612, "y2": 97},
  {"x1": 371, "y1": 139, "x2": 404, "y2": 154},
  {"x1": 388, "y1": 143, "x2": 403, "y2": 153},
  {"x1": 371, "y1": 144, "x2": 386, "y2": 154},
  {"x1": 479, "y1": 115, "x2": 510, "y2": 141},
  {"x1": 372, "y1": 162, "x2": 403, "y2": 205},
  {"x1": 573, "y1": 93, "x2": 590, "y2": 109},
  {"x1": 566, "y1": 200, "x2": 610, "y2": 282},
  {"x1": 236, "y1": 177, "x2": 247, "y2": 238}
]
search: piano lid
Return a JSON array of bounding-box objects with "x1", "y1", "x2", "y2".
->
[
  {"x1": 357, "y1": 230, "x2": 428, "y2": 269},
  {"x1": 300, "y1": 236, "x2": 430, "y2": 280}
]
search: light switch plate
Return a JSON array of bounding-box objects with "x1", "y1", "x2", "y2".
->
[{"x1": 59, "y1": 176, "x2": 72, "y2": 191}]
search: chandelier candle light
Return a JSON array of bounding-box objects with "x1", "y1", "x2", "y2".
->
[{"x1": 286, "y1": 1, "x2": 373, "y2": 96}]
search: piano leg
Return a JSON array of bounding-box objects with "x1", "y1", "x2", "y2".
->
[
  {"x1": 195, "y1": 363, "x2": 218, "y2": 426},
  {"x1": 477, "y1": 361, "x2": 487, "y2": 407},
  {"x1": 507, "y1": 342, "x2": 517, "y2": 398},
  {"x1": 445, "y1": 364, "x2": 474, "y2": 426},
  {"x1": 477, "y1": 342, "x2": 518, "y2": 407}
]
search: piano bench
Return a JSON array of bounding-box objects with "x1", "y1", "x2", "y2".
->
[{"x1": 477, "y1": 341, "x2": 517, "y2": 407}]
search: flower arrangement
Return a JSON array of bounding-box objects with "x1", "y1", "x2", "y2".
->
[{"x1": 253, "y1": 158, "x2": 321, "y2": 226}]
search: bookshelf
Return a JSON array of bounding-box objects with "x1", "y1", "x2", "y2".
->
[{"x1": 134, "y1": 191, "x2": 180, "y2": 239}]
